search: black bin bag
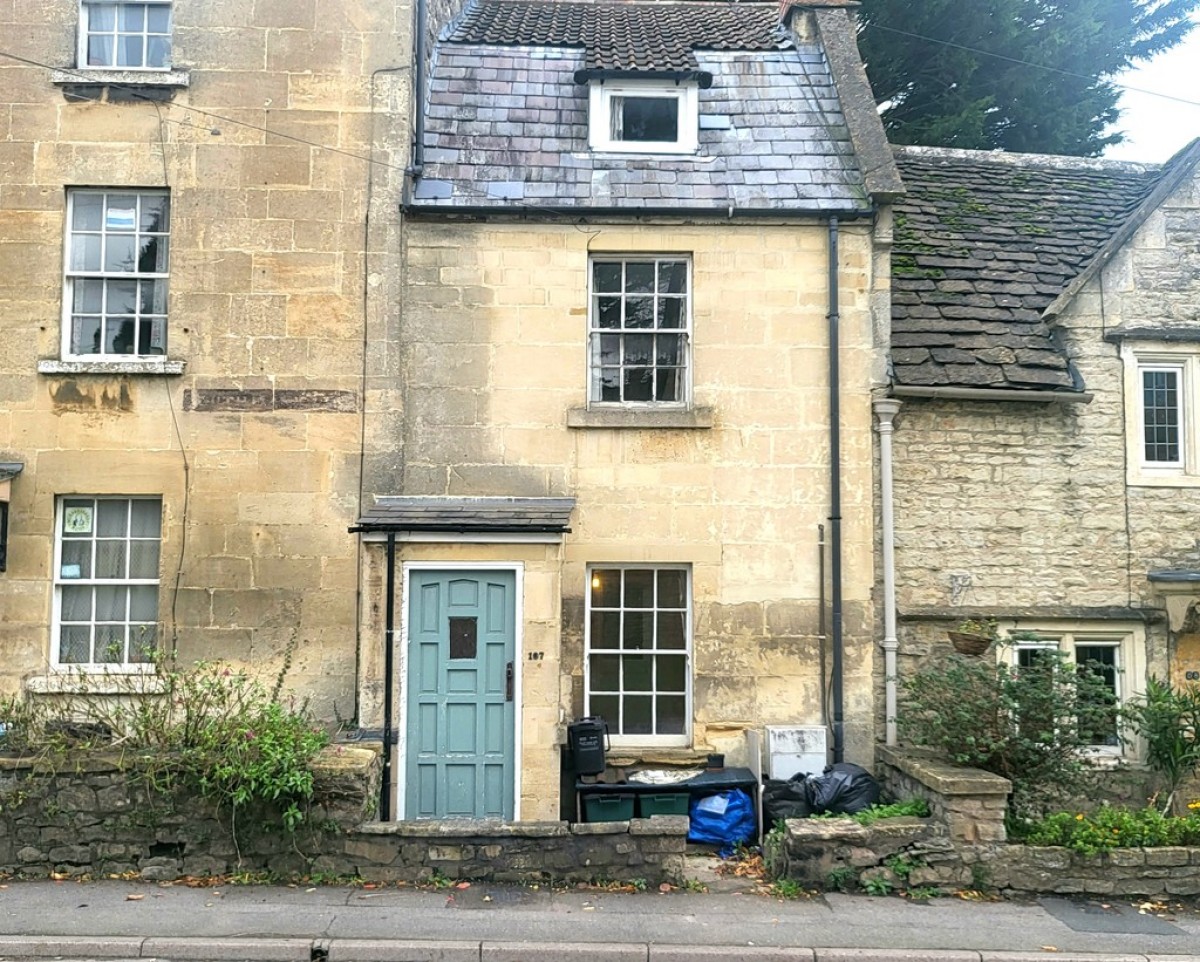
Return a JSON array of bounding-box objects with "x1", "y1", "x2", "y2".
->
[
  {"x1": 805, "y1": 763, "x2": 881, "y2": 815},
  {"x1": 761, "y1": 774, "x2": 814, "y2": 824}
]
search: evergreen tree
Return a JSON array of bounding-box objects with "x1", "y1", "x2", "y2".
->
[{"x1": 856, "y1": 0, "x2": 1198, "y2": 156}]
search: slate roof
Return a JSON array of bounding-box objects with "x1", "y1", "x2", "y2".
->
[
  {"x1": 891, "y1": 147, "x2": 1160, "y2": 393},
  {"x1": 410, "y1": 0, "x2": 871, "y2": 212},
  {"x1": 354, "y1": 497, "x2": 576, "y2": 533},
  {"x1": 452, "y1": 0, "x2": 789, "y2": 75}
]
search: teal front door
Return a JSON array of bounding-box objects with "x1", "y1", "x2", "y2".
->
[{"x1": 405, "y1": 569, "x2": 517, "y2": 819}]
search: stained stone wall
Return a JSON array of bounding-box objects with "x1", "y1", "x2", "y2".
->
[
  {"x1": 396, "y1": 220, "x2": 885, "y2": 772},
  {"x1": 0, "y1": 0, "x2": 412, "y2": 717}
]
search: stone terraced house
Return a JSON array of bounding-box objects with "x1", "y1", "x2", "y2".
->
[
  {"x1": 882, "y1": 141, "x2": 1200, "y2": 763},
  {"x1": 350, "y1": 0, "x2": 904, "y2": 820},
  {"x1": 0, "y1": 0, "x2": 414, "y2": 717}
]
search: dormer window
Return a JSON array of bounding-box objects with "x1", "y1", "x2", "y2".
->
[{"x1": 588, "y1": 81, "x2": 699, "y2": 154}]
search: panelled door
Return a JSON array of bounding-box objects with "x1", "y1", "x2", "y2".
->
[{"x1": 405, "y1": 569, "x2": 516, "y2": 819}]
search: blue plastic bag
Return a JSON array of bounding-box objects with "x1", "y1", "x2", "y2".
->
[{"x1": 687, "y1": 789, "x2": 756, "y2": 854}]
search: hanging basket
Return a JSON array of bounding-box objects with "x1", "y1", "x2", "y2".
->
[{"x1": 947, "y1": 631, "x2": 993, "y2": 656}]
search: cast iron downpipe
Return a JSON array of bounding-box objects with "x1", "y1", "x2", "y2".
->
[
  {"x1": 827, "y1": 216, "x2": 845, "y2": 765},
  {"x1": 381, "y1": 531, "x2": 397, "y2": 820}
]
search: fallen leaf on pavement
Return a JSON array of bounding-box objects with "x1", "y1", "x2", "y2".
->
[
  {"x1": 455, "y1": 881, "x2": 471, "y2": 889},
  {"x1": 125, "y1": 894, "x2": 144, "y2": 901}
]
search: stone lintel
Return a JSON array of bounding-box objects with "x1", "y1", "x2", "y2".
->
[
  {"x1": 900, "y1": 605, "x2": 1164, "y2": 624},
  {"x1": 183, "y1": 388, "x2": 358, "y2": 413}
]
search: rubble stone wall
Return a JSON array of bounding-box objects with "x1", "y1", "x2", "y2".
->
[
  {"x1": 776, "y1": 748, "x2": 1200, "y2": 898},
  {"x1": 0, "y1": 746, "x2": 685, "y2": 885}
]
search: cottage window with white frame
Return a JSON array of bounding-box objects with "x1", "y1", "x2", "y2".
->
[
  {"x1": 586, "y1": 566, "x2": 690, "y2": 745},
  {"x1": 54, "y1": 497, "x2": 162, "y2": 669},
  {"x1": 1121, "y1": 344, "x2": 1200, "y2": 485},
  {"x1": 1006, "y1": 626, "x2": 1141, "y2": 755},
  {"x1": 589, "y1": 257, "x2": 690, "y2": 405},
  {"x1": 80, "y1": 1, "x2": 172, "y2": 69},
  {"x1": 64, "y1": 190, "x2": 170, "y2": 360},
  {"x1": 588, "y1": 81, "x2": 699, "y2": 154}
]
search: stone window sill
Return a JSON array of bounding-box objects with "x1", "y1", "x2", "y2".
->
[
  {"x1": 26, "y1": 672, "x2": 165, "y2": 696},
  {"x1": 51, "y1": 68, "x2": 190, "y2": 89},
  {"x1": 39, "y1": 359, "x2": 186, "y2": 376},
  {"x1": 567, "y1": 406, "x2": 714, "y2": 430}
]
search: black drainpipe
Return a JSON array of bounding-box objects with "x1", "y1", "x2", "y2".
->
[
  {"x1": 827, "y1": 216, "x2": 845, "y2": 765},
  {"x1": 381, "y1": 531, "x2": 397, "y2": 820}
]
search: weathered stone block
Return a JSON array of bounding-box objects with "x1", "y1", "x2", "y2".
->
[
  {"x1": 1145, "y1": 847, "x2": 1189, "y2": 867},
  {"x1": 56, "y1": 785, "x2": 97, "y2": 812},
  {"x1": 1107, "y1": 848, "x2": 1146, "y2": 867},
  {"x1": 47, "y1": 845, "x2": 91, "y2": 864}
]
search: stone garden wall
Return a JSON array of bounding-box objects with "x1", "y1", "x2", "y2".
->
[
  {"x1": 0, "y1": 745, "x2": 686, "y2": 885},
  {"x1": 772, "y1": 746, "x2": 1200, "y2": 898}
]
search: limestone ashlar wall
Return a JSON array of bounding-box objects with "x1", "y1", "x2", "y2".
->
[
  {"x1": 0, "y1": 748, "x2": 685, "y2": 885},
  {"x1": 397, "y1": 221, "x2": 881, "y2": 763},
  {"x1": 0, "y1": 0, "x2": 412, "y2": 714}
]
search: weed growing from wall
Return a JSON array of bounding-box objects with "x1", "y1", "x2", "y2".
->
[{"x1": 0, "y1": 639, "x2": 329, "y2": 845}]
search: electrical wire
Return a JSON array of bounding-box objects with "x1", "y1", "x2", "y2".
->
[
  {"x1": 0, "y1": 49, "x2": 607, "y2": 220},
  {"x1": 860, "y1": 21, "x2": 1200, "y2": 110},
  {"x1": 147, "y1": 99, "x2": 192, "y2": 664}
]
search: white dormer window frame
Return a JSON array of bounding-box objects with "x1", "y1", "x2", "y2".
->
[{"x1": 588, "y1": 80, "x2": 699, "y2": 154}]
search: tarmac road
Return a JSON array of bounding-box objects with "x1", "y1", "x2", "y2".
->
[{"x1": 0, "y1": 878, "x2": 1199, "y2": 961}]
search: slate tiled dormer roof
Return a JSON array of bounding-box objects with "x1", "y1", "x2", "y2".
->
[
  {"x1": 411, "y1": 0, "x2": 886, "y2": 213},
  {"x1": 891, "y1": 146, "x2": 1160, "y2": 393},
  {"x1": 454, "y1": 0, "x2": 788, "y2": 78}
]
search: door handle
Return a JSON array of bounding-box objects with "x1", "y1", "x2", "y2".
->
[{"x1": 506, "y1": 662, "x2": 514, "y2": 702}]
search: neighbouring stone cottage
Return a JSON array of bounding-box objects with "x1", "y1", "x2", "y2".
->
[{"x1": 880, "y1": 141, "x2": 1200, "y2": 769}]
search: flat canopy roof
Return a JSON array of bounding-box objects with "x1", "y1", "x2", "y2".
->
[{"x1": 351, "y1": 496, "x2": 576, "y2": 534}]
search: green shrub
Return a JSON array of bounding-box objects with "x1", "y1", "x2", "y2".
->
[
  {"x1": 0, "y1": 650, "x2": 329, "y2": 835},
  {"x1": 1122, "y1": 677, "x2": 1200, "y2": 814},
  {"x1": 899, "y1": 643, "x2": 1116, "y2": 818},
  {"x1": 1017, "y1": 805, "x2": 1200, "y2": 856}
]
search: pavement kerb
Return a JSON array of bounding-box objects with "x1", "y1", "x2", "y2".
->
[
  {"x1": 0, "y1": 939, "x2": 1199, "y2": 962},
  {"x1": 140, "y1": 938, "x2": 314, "y2": 960},
  {"x1": 0, "y1": 938, "x2": 145, "y2": 959}
]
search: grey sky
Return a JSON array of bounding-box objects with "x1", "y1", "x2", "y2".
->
[{"x1": 1105, "y1": 17, "x2": 1200, "y2": 163}]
